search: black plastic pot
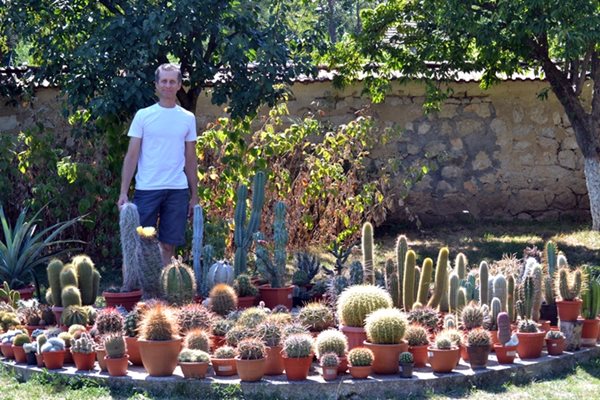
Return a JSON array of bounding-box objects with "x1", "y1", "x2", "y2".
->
[{"x1": 540, "y1": 303, "x2": 558, "y2": 326}]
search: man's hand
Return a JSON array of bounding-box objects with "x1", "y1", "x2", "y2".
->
[
  {"x1": 188, "y1": 195, "x2": 199, "y2": 218},
  {"x1": 117, "y1": 194, "x2": 129, "y2": 210}
]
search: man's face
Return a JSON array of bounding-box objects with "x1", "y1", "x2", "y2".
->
[{"x1": 155, "y1": 69, "x2": 181, "y2": 101}]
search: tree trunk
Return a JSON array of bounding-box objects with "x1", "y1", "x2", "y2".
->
[{"x1": 584, "y1": 158, "x2": 600, "y2": 230}]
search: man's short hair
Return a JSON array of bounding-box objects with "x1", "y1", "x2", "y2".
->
[{"x1": 155, "y1": 63, "x2": 182, "y2": 83}]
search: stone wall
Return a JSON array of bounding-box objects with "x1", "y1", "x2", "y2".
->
[{"x1": 1, "y1": 79, "x2": 590, "y2": 224}]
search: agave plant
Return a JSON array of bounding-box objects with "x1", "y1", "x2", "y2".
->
[{"x1": 0, "y1": 205, "x2": 84, "y2": 291}]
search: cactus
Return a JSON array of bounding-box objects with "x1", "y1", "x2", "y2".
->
[
  {"x1": 104, "y1": 334, "x2": 127, "y2": 359},
  {"x1": 361, "y1": 222, "x2": 375, "y2": 284},
  {"x1": 298, "y1": 302, "x2": 334, "y2": 332},
  {"x1": 320, "y1": 352, "x2": 340, "y2": 367},
  {"x1": 519, "y1": 275, "x2": 534, "y2": 320},
  {"x1": 138, "y1": 304, "x2": 179, "y2": 341},
  {"x1": 493, "y1": 274, "x2": 507, "y2": 312},
  {"x1": 160, "y1": 256, "x2": 196, "y2": 305},
  {"x1": 72, "y1": 255, "x2": 98, "y2": 306},
  {"x1": 41, "y1": 337, "x2": 66, "y2": 353},
  {"x1": 137, "y1": 226, "x2": 163, "y2": 299},
  {"x1": 496, "y1": 312, "x2": 511, "y2": 345},
  {"x1": 434, "y1": 336, "x2": 453, "y2": 350},
  {"x1": 255, "y1": 201, "x2": 288, "y2": 288},
  {"x1": 95, "y1": 307, "x2": 125, "y2": 335},
  {"x1": 417, "y1": 257, "x2": 433, "y2": 306},
  {"x1": 61, "y1": 305, "x2": 89, "y2": 327},
  {"x1": 414, "y1": 266, "x2": 421, "y2": 304},
  {"x1": 448, "y1": 272, "x2": 460, "y2": 313},
  {"x1": 399, "y1": 351, "x2": 413, "y2": 364},
  {"x1": 233, "y1": 274, "x2": 258, "y2": 297},
  {"x1": 282, "y1": 333, "x2": 313, "y2": 358},
  {"x1": 256, "y1": 321, "x2": 283, "y2": 347},
  {"x1": 402, "y1": 250, "x2": 417, "y2": 311},
  {"x1": 61, "y1": 285, "x2": 82, "y2": 308},
  {"x1": 176, "y1": 303, "x2": 214, "y2": 333},
  {"x1": 478, "y1": 261, "x2": 489, "y2": 306},
  {"x1": 348, "y1": 347, "x2": 374, "y2": 366},
  {"x1": 212, "y1": 318, "x2": 234, "y2": 337},
  {"x1": 192, "y1": 204, "x2": 207, "y2": 297},
  {"x1": 467, "y1": 328, "x2": 491, "y2": 347},
  {"x1": 427, "y1": 247, "x2": 449, "y2": 309},
  {"x1": 531, "y1": 265, "x2": 543, "y2": 322},
  {"x1": 396, "y1": 235, "x2": 408, "y2": 309},
  {"x1": 489, "y1": 297, "x2": 501, "y2": 330},
  {"x1": 455, "y1": 253, "x2": 467, "y2": 280},
  {"x1": 71, "y1": 332, "x2": 95, "y2": 354},
  {"x1": 315, "y1": 329, "x2": 348, "y2": 357},
  {"x1": 544, "y1": 241, "x2": 558, "y2": 277},
  {"x1": 384, "y1": 258, "x2": 395, "y2": 290},
  {"x1": 184, "y1": 328, "x2": 211, "y2": 352},
  {"x1": 461, "y1": 302, "x2": 484, "y2": 330},
  {"x1": 207, "y1": 260, "x2": 234, "y2": 289},
  {"x1": 404, "y1": 325, "x2": 429, "y2": 346},
  {"x1": 507, "y1": 274, "x2": 516, "y2": 322},
  {"x1": 544, "y1": 275, "x2": 555, "y2": 305},
  {"x1": 233, "y1": 171, "x2": 266, "y2": 275},
  {"x1": 236, "y1": 307, "x2": 269, "y2": 328},
  {"x1": 119, "y1": 202, "x2": 142, "y2": 292},
  {"x1": 557, "y1": 253, "x2": 568, "y2": 269},
  {"x1": 389, "y1": 272, "x2": 400, "y2": 308},
  {"x1": 237, "y1": 337, "x2": 266, "y2": 360},
  {"x1": 581, "y1": 268, "x2": 600, "y2": 319},
  {"x1": 293, "y1": 251, "x2": 321, "y2": 287},
  {"x1": 179, "y1": 348, "x2": 210, "y2": 363},
  {"x1": 337, "y1": 284, "x2": 393, "y2": 327},
  {"x1": 517, "y1": 319, "x2": 539, "y2": 333},
  {"x1": 364, "y1": 308, "x2": 408, "y2": 344},
  {"x1": 12, "y1": 333, "x2": 30, "y2": 346},
  {"x1": 555, "y1": 267, "x2": 584, "y2": 301},
  {"x1": 407, "y1": 306, "x2": 439, "y2": 332},
  {"x1": 347, "y1": 260, "x2": 363, "y2": 285},
  {"x1": 457, "y1": 287, "x2": 467, "y2": 312},
  {"x1": 209, "y1": 283, "x2": 238, "y2": 317},
  {"x1": 124, "y1": 308, "x2": 141, "y2": 338},
  {"x1": 464, "y1": 271, "x2": 478, "y2": 301},
  {"x1": 213, "y1": 345, "x2": 237, "y2": 359}
]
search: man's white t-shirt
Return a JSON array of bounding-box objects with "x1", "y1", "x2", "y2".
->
[{"x1": 128, "y1": 103, "x2": 197, "y2": 190}]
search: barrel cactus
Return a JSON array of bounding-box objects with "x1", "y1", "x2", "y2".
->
[
  {"x1": 282, "y1": 333, "x2": 313, "y2": 358},
  {"x1": 207, "y1": 260, "x2": 234, "y2": 289},
  {"x1": 160, "y1": 257, "x2": 196, "y2": 305},
  {"x1": 337, "y1": 284, "x2": 393, "y2": 328},
  {"x1": 315, "y1": 329, "x2": 348, "y2": 357},
  {"x1": 348, "y1": 347, "x2": 374, "y2": 366},
  {"x1": 364, "y1": 308, "x2": 408, "y2": 344},
  {"x1": 209, "y1": 283, "x2": 238, "y2": 317}
]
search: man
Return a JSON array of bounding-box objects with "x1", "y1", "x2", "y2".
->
[{"x1": 117, "y1": 63, "x2": 198, "y2": 266}]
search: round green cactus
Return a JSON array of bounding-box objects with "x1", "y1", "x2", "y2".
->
[
  {"x1": 348, "y1": 347, "x2": 373, "y2": 366},
  {"x1": 161, "y1": 257, "x2": 197, "y2": 305},
  {"x1": 365, "y1": 308, "x2": 408, "y2": 345},
  {"x1": 209, "y1": 283, "x2": 238, "y2": 317},
  {"x1": 399, "y1": 351, "x2": 413, "y2": 364},
  {"x1": 282, "y1": 333, "x2": 313, "y2": 358},
  {"x1": 337, "y1": 284, "x2": 393, "y2": 327},
  {"x1": 466, "y1": 328, "x2": 491, "y2": 347},
  {"x1": 315, "y1": 329, "x2": 348, "y2": 357},
  {"x1": 184, "y1": 329, "x2": 211, "y2": 352},
  {"x1": 320, "y1": 352, "x2": 340, "y2": 367},
  {"x1": 298, "y1": 302, "x2": 334, "y2": 332}
]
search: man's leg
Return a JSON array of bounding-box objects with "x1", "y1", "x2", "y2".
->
[
  {"x1": 157, "y1": 189, "x2": 189, "y2": 266},
  {"x1": 159, "y1": 242, "x2": 175, "y2": 266}
]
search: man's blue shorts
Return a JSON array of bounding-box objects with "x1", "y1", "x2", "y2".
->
[{"x1": 133, "y1": 189, "x2": 189, "y2": 246}]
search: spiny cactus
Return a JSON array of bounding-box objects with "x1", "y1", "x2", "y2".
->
[
  {"x1": 396, "y1": 235, "x2": 409, "y2": 309},
  {"x1": 282, "y1": 333, "x2": 313, "y2": 358},
  {"x1": 192, "y1": 204, "x2": 207, "y2": 297},
  {"x1": 236, "y1": 307, "x2": 269, "y2": 328},
  {"x1": 417, "y1": 257, "x2": 433, "y2": 306},
  {"x1": 124, "y1": 307, "x2": 144, "y2": 338},
  {"x1": 434, "y1": 335, "x2": 453, "y2": 350},
  {"x1": 427, "y1": 247, "x2": 449, "y2": 309},
  {"x1": 213, "y1": 345, "x2": 237, "y2": 359},
  {"x1": 337, "y1": 284, "x2": 393, "y2": 327},
  {"x1": 407, "y1": 306, "x2": 439, "y2": 332},
  {"x1": 479, "y1": 261, "x2": 489, "y2": 306},
  {"x1": 457, "y1": 287, "x2": 467, "y2": 311},
  {"x1": 71, "y1": 255, "x2": 99, "y2": 306},
  {"x1": 348, "y1": 347, "x2": 374, "y2": 366},
  {"x1": 403, "y1": 250, "x2": 417, "y2": 311},
  {"x1": 161, "y1": 256, "x2": 196, "y2": 305},
  {"x1": 315, "y1": 329, "x2": 348, "y2": 357},
  {"x1": 497, "y1": 312, "x2": 511, "y2": 345},
  {"x1": 348, "y1": 260, "x2": 364, "y2": 285},
  {"x1": 488, "y1": 297, "x2": 502, "y2": 330},
  {"x1": 71, "y1": 332, "x2": 95, "y2": 354},
  {"x1": 179, "y1": 348, "x2": 210, "y2": 363},
  {"x1": 177, "y1": 303, "x2": 214, "y2": 333},
  {"x1": 254, "y1": 201, "x2": 288, "y2": 288},
  {"x1": 212, "y1": 318, "x2": 234, "y2": 337},
  {"x1": 467, "y1": 328, "x2": 491, "y2": 346},
  {"x1": 461, "y1": 302, "x2": 484, "y2": 330},
  {"x1": 137, "y1": 226, "x2": 163, "y2": 299},
  {"x1": 292, "y1": 251, "x2": 321, "y2": 286},
  {"x1": 448, "y1": 272, "x2": 460, "y2": 313},
  {"x1": 233, "y1": 171, "x2": 266, "y2": 276},
  {"x1": 61, "y1": 285, "x2": 82, "y2": 308},
  {"x1": 544, "y1": 275, "x2": 555, "y2": 305},
  {"x1": 95, "y1": 307, "x2": 124, "y2": 335},
  {"x1": 365, "y1": 308, "x2": 408, "y2": 345},
  {"x1": 225, "y1": 325, "x2": 254, "y2": 347},
  {"x1": 517, "y1": 319, "x2": 539, "y2": 333},
  {"x1": 233, "y1": 273, "x2": 258, "y2": 298},
  {"x1": 443, "y1": 314, "x2": 457, "y2": 329},
  {"x1": 237, "y1": 338, "x2": 266, "y2": 360},
  {"x1": 361, "y1": 222, "x2": 375, "y2": 285},
  {"x1": 399, "y1": 351, "x2": 414, "y2": 364},
  {"x1": 389, "y1": 271, "x2": 400, "y2": 308},
  {"x1": 544, "y1": 241, "x2": 558, "y2": 277},
  {"x1": 404, "y1": 325, "x2": 429, "y2": 346},
  {"x1": 120, "y1": 202, "x2": 143, "y2": 292},
  {"x1": 61, "y1": 305, "x2": 89, "y2": 327},
  {"x1": 47, "y1": 259, "x2": 64, "y2": 306},
  {"x1": 455, "y1": 253, "x2": 468, "y2": 280},
  {"x1": 531, "y1": 265, "x2": 543, "y2": 322},
  {"x1": 138, "y1": 304, "x2": 179, "y2": 341},
  {"x1": 555, "y1": 267, "x2": 584, "y2": 301},
  {"x1": 256, "y1": 321, "x2": 283, "y2": 347},
  {"x1": 507, "y1": 274, "x2": 516, "y2": 322},
  {"x1": 104, "y1": 334, "x2": 127, "y2": 359},
  {"x1": 298, "y1": 302, "x2": 334, "y2": 332},
  {"x1": 209, "y1": 283, "x2": 238, "y2": 317},
  {"x1": 320, "y1": 352, "x2": 340, "y2": 367},
  {"x1": 184, "y1": 329, "x2": 211, "y2": 352},
  {"x1": 493, "y1": 274, "x2": 507, "y2": 312}
]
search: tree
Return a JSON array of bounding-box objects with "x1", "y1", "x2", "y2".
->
[
  {"x1": 3, "y1": 0, "x2": 320, "y2": 122},
  {"x1": 334, "y1": 0, "x2": 600, "y2": 229}
]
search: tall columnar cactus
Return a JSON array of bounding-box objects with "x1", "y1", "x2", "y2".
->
[
  {"x1": 61, "y1": 285, "x2": 82, "y2": 307},
  {"x1": 544, "y1": 275, "x2": 555, "y2": 305},
  {"x1": 479, "y1": 261, "x2": 489, "y2": 306},
  {"x1": 493, "y1": 274, "x2": 507, "y2": 312},
  {"x1": 413, "y1": 266, "x2": 421, "y2": 303},
  {"x1": 557, "y1": 253, "x2": 568, "y2": 269},
  {"x1": 531, "y1": 265, "x2": 543, "y2": 322},
  {"x1": 255, "y1": 201, "x2": 288, "y2": 288},
  {"x1": 448, "y1": 272, "x2": 460, "y2": 313},
  {"x1": 192, "y1": 204, "x2": 206, "y2": 297},
  {"x1": 396, "y1": 235, "x2": 408, "y2": 308},
  {"x1": 439, "y1": 265, "x2": 450, "y2": 313},
  {"x1": 119, "y1": 202, "x2": 142, "y2": 292},
  {"x1": 160, "y1": 257, "x2": 197, "y2": 305},
  {"x1": 349, "y1": 260, "x2": 364, "y2": 285},
  {"x1": 519, "y1": 275, "x2": 534, "y2": 320},
  {"x1": 417, "y1": 258, "x2": 433, "y2": 305},
  {"x1": 497, "y1": 312, "x2": 511, "y2": 345},
  {"x1": 385, "y1": 258, "x2": 394, "y2": 290},
  {"x1": 233, "y1": 171, "x2": 266, "y2": 276},
  {"x1": 427, "y1": 247, "x2": 449, "y2": 309},
  {"x1": 72, "y1": 255, "x2": 99, "y2": 306},
  {"x1": 507, "y1": 274, "x2": 516, "y2": 322},
  {"x1": 544, "y1": 241, "x2": 558, "y2": 277},
  {"x1": 389, "y1": 272, "x2": 400, "y2": 308},
  {"x1": 137, "y1": 227, "x2": 163, "y2": 299},
  {"x1": 402, "y1": 250, "x2": 417, "y2": 311},
  {"x1": 490, "y1": 297, "x2": 502, "y2": 328},
  {"x1": 455, "y1": 253, "x2": 467, "y2": 280},
  {"x1": 361, "y1": 222, "x2": 375, "y2": 284},
  {"x1": 465, "y1": 271, "x2": 478, "y2": 301},
  {"x1": 555, "y1": 267, "x2": 584, "y2": 301},
  {"x1": 47, "y1": 259, "x2": 64, "y2": 307}
]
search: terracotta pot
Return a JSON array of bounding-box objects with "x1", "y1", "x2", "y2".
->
[
  {"x1": 489, "y1": 330, "x2": 500, "y2": 350},
  {"x1": 125, "y1": 336, "x2": 143, "y2": 366},
  {"x1": 1, "y1": 343, "x2": 15, "y2": 359},
  {"x1": 363, "y1": 341, "x2": 407, "y2": 375},
  {"x1": 581, "y1": 318, "x2": 600, "y2": 346},
  {"x1": 556, "y1": 299, "x2": 582, "y2": 321},
  {"x1": 282, "y1": 355, "x2": 312, "y2": 381},
  {"x1": 72, "y1": 351, "x2": 96, "y2": 371},
  {"x1": 516, "y1": 331, "x2": 545, "y2": 359},
  {"x1": 460, "y1": 344, "x2": 469, "y2": 362},
  {"x1": 102, "y1": 290, "x2": 143, "y2": 311},
  {"x1": 538, "y1": 320, "x2": 551, "y2": 333},
  {"x1": 211, "y1": 357, "x2": 237, "y2": 376},
  {"x1": 179, "y1": 361, "x2": 209, "y2": 379},
  {"x1": 64, "y1": 349, "x2": 74, "y2": 364},
  {"x1": 467, "y1": 345, "x2": 490, "y2": 369},
  {"x1": 35, "y1": 353, "x2": 44, "y2": 367},
  {"x1": 493, "y1": 344, "x2": 517, "y2": 364},
  {"x1": 322, "y1": 366, "x2": 338, "y2": 380},
  {"x1": 348, "y1": 365, "x2": 371, "y2": 379},
  {"x1": 96, "y1": 348, "x2": 108, "y2": 372},
  {"x1": 258, "y1": 285, "x2": 294, "y2": 309},
  {"x1": 237, "y1": 295, "x2": 258, "y2": 310},
  {"x1": 400, "y1": 363, "x2": 413, "y2": 378},
  {"x1": 12, "y1": 345, "x2": 27, "y2": 363},
  {"x1": 42, "y1": 350, "x2": 66, "y2": 369},
  {"x1": 105, "y1": 355, "x2": 129, "y2": 376},
  {"x1": 408, "y1": 345, "x2": 428, "y2": 368},
  {"x1": 264, "y1": 345, "x2": 285, "y2": 375},
  {"x1": 340, "y1": 326, "x2": 367, "y2": 351},
  {"x1": 427, "y1": 347, "x2": 459, "y2": 373},
  {"x1": 545, "y1": 338, "x2": 565, "y2": 355},
  {"x1": 51, "y1": 306, "x2": 64, "y2": 327},
  {"x1": 138, "y1": 338, "x2": 182, "y2": 377},
  {"x1": 17, "y1": 285, "x2": 35, "y2": 300},
  {"x1": 337, "y1": 355, "x2": 348, "y2": 373},
  {"x1": 235, "y1": 357, "x2": 266, "y2": 382},
  {"x1": 26, "y1": 352, "x2": 37, "y2": 365}
]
